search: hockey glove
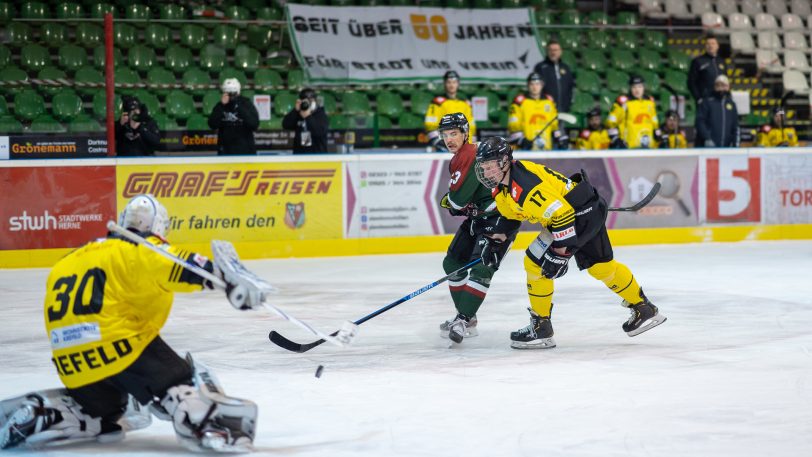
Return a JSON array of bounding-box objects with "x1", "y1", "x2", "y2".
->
[
  {"x1": 519, "y1": 138, "x2": 534, "y2": 151},
  {"x1": 540, "y1": 249, "x2": 571, "y2": 279},
  {"x1": 609, "y1": 137, "x2": 627, "y2": 150},
  {"x1": 481, "y1": 238, "x2": 506, "y2": 270},
  {"x1": 441, "y1": 193, "x2": 466, "y2": 217},
  {"x1": 553, "y1": 130, "x2": 570, "y2": 150},
  {"x1": 704, "y1": 139, "x2": 716, "y2": 148},
  {"x1": 430, "y1": 136, "x2": 448, "y2": 152}
]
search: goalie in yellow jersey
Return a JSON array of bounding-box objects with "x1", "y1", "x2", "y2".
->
[
  {"x1": 0, "y1": 195, "x2": 258, "y2": 452},
  {"x1": 472, "y1": 137, "x2": 666, "y2": 349},
  {"x1": 424, "y1": 71, "x2": 477, "y2": 151},
  {"x1": 507, "y1": 72, "x2": 569, "y2": 151}
]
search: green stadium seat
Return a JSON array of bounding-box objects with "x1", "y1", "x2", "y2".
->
[
  {"x1": 246, "y1": 26, "x2": 273, "y2": 49},
  {"x1": 41, "y1": 23, "x2": 67, "y2": 47},
  {"x1": 219, "y1": 68, "x2": 248, "y2": 88},
  {"x1": 181, "y1": 25, "x2": 206, "y2": 49},
  {"x1": 639, "y1": 70, "x2": 661, "y2": 93},
  {"x1": 114, "y1": 24, "x2": 136, "y2": 47},
  {"x1": 21, "y1": 44, "x2": 50, "y2": 72},
  {"x1": 202, "y1": 91, "x2": 221, "y2": 115},
  {"x1": 159, "y1": 4, "x2": 185, "y2": 20},
  {"x1": 213, "y1": 25, "x2": 239, "y2": 49},
  {"x1": 21, "y1": 2, "x2": 48, "y2": 19},
  {"x1": 200, "y1": 45, "x2": 227, "y2": 72},
  {"x1": 164, "y1": 90, "x2": 194, "y2": 120},
  {"x1": 256, "y1": 7, "x2": 283, "y2": 20},
  {"x1": 0, "y1": 66, "x2": 27, "y2": 95},
  {"x1": 341, "y1": 91, "x2": 370, "y2": 114},
  {"x1": 147, "y1": 67, "x2": 175, "y2": 96},
  {"x1": 145, "y1": 24, "x2": 170, "y2": 50},
  {"x1": 0, "y1": 45, "x2": 11, "y2": 69},
  {"x1": 186, "y1": 113, "x2": 209, "y2": 130},
  {"x1": 114, "y1": 67, "x2": 139, "y2": 95},
  {"x1": 561, "y1": 52, "x2": 577, "y2": 69},
  {"x1": 639, "y1": 49, "x2": 661, "y2": 72},
  {"x1": 124, "y1": 4, "x2": 150, "y2": 24},
  {"x1": 273, "y1": 91, "x2": 297, "y2": 117},
  {"x1": 242, "y1": 0, "x2": 267, "y2": 11},
  {"x1": 554, "y1": 0, "x2": 576, "y2": 8},
  {"x1": 332, "y1": 0, "x2": 355, "y2": 6},
  {"x1": 164, "y1": 45, "x2": 193, "y2": 74},
  {"x1": 534, "y1": 10, "x2": 553, "y2": 25},
  {"x1": 447, "y1": 0, "x2": 468, "y2": 8},
  {"x1": 259, "y1": 117, "x2": 283, "y2": 130},
  {"x1": 0, "y1": 96, "x2": 6, "y2": 115},
  {"x1": 0, "y1": 2, "x2": 14, "y2": 23},
  {"x1": 643, "y1": 31, "x2": 666, "y2": 50},
  {"x1": 376, "y1": 92, "x2": 403, "y2": 119},
  {"x1": 559, "y1": 10, "x2": 581, "y2": 25},
  {"x1": 664, "y1": 70, "x2": 688, "y2": 94},
  {"x1": 58, "y1": 45, "x2": 87, "y2": 72},
  {"x1": 615, "y1": 30, "x2": 639, "y2": 50},
  {"x1": 152, "y1": 112, "x2": 178, "y2": 131},
  {"x1": 409, "y1": 90, "x2": 433, "y2": 115},
  {"x1": 501, "y1": 0, "x2": 523, "y2": 7},
  {"x1": 287, "y1": 69, "x2": 305, "y2": 89},
  {"x1": 31, "y1": 115, "x2": 67, "y2": 133},
  {"x1": 90, "y1": 3, "x2": 116, "y2": 18},
  {"x1": 611, "y1": 49, "x2": 636, "y2": 72},
  {"x1": 51, "y1": 89, "x2": 83, "y2": 121},
  {"x1": 557, "y1": 30, "x2": 581, "y2": 50},
  {"x1": 128, "y1": 45, "x2": 156, "y2": 73},
  {"x1": 75, "y1": 23, "x2": 102, "y2": 48},
  {"x1": 580, "y1": 49, "x2": 607, "y2": 74},
  {"x1": 133, "y1": 89, "x2": 160, "y2": 115},
  {"x1": 93, "y1": 46, "x2": 123, "y2": 69},
  {"x1": 330, "y1": 114, "x2": 350, "y2": 130},
  {"x1": 182, "y1": 67, "x2": 210, "y2": 96},
  {"x1": 536, "y1": 30, "x2": 550, "y2": 48},
  {"x1": 36, "y1": 66, "x2": 67, "y2": 96},
  {"x1": 7, "y1": 23, "x2": 32, "y2": 48},
  {"x1": 398, "y1": 112, "x2": 423, "y2": 129},
  {"x1": 606, "y1": 69, "x2": 629, "y2": 93},
  {"x1": 0, "y1": 115, "x2": 23, "y2": 132},
  {"x1": 376, "y1": 115, "x2": 393, "y2": 129},
  {"x1": 92, "y1": 90, "x2": 122, "y2": 119},
  {"x1": 14, "y1": 90, "x2": 46, "y2": 122},
  {"x1": 571, "y1": 91, "x2": 595, "y2": 115},
  {"x1": 225, "y1": 5, "x2": 250, "y2": 20},
  {"x1": 419, "y1": 0, "x2": 442, "y2": 6},
  {"x1": 668, "y1": 50, "x2": 691, "y2": 72},
  {"x1": 68, "y1": 114, "x2": 103, "y2": 133},
  {"x1": 234, "y1": 45, "x2": 261, "y2": 73},
  {"x1": 615, "y1": 11, "x2": 638, "y2": 25},
  {"x1": 587, "y1": 11, "x2": 609, "y2": 25},
  {"x1": 473, "y1": 0, "x2": 496, "y2": 7},
  {"x1": 527, "y1": 0, "x2": 550, "y2": 6},
  {"x1": 253, "y1": 68, "x2": 283, "y2": 91},
  {"x1": 240, "y1": 89, "x2": 255, "y2": 100},
  {"x1": 576, "y1": 70, "x2": 601, "y2": 95},
  {"x1": 56, "y1": 2, "x2": 83, "y2": 19},
  {"x1": 74, "y1": 66, "x2": 103, "y2": 96},
  {"x1": 318, "y1": 91, "x2": 337, "y2": 113},
  {"x1": 266, "y1": 47, "x2": 292, "y2": 69}
]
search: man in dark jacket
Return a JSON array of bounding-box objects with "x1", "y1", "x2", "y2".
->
[
  {"x1": 208, "y1": 78, "x2": 260, "y2": 155},
  {"x1": 282, "y1": 88, "x2": 329, "y2": 154},
  {"x1": 688, "y1": 35, "x2": 728, "y2": 101},
  {"x1": 532, "y1": 40, "x2": 574, "y2": 113},
  {"x1": 695, "y1": 75, "x2": 739, "y2": 148},
  {"x1": 115, "y1": 96, "x2": 161, "y2": 156}
]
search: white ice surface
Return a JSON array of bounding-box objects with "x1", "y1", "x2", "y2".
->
[{"x1": 2, "y1": 241, "x2": 812, "y2": 457}]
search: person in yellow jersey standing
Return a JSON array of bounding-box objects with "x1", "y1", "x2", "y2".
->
[
  {"x1": 424, "y1": 71, "x2": 477, "y2": 152},
  {"x1": 606, "y1": 75, "x2": 661, "y2": 149},
  {"x1": 507, "y1": 72, "x2": 569, "y2": 151},
  {"x1": 0, "y1": 195, "x2": 259, "y2": 452},
  {"x1": 472, "y1": 137, "x2": 666, "y2": 349}
]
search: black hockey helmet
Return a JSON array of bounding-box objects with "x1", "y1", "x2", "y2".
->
[
  {"x1": 474, "y1": 137, "x2": 512, "y2": 188},
  {"x1": 586, "y1": 107, "x2": 601, "y2": 119},
  {"x1": 665, "y1": 109, "x2": 680, "y2": 120},
  {"x1": 629, "y1": 74, "x2": 645, "y2": 86},
  {"x1": 438, "y1": 112, "x2": 469, "y2": 137},
  {"x1": 443, "y1": 70, "x2": 460, "y2": 81},
  {"x1": 527, "y1": 72, "x2": 543, "y2": 83}
]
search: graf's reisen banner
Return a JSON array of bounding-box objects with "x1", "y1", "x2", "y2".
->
[
  {"x1": 287, "y1": 4, "x2": 544, "y2": 84},
  {"x1": 116, "y1": 162, "x2": 343, "y2": 244}
]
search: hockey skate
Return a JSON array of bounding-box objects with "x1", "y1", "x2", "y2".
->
[
  {"x1": 440, "y1": 313, "x2": 478, "y2": 342},
  {"x1": 622, "y1": 290, "x2": 666, "y2": 337},
  {"x1": 510, "y1": 308, "x2": 556, "y2": 349}
]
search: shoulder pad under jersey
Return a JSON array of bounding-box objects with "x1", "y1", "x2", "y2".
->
[
  {"x1": 579, "y1": 130, "x2": 592, "y2": 139},
  {"x1": 513, "y1": 94, "x2": 526, "y2": 104},
  {"x1": 433, "y1": 96, "x2": 446, "y2": 105},
  {"x1": 616, "y1": 95, "x2": 628, "y2": 105},
  {"x1": 761, "y1": 125, "x2": 772, "y2": 133},
  {"x1": 545, "y1": 94, "x2": 555, "y2": 102}
]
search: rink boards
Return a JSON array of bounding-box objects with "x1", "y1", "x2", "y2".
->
[{"x1": 2, "y1": 148, "x2": 812, "y2": 268}]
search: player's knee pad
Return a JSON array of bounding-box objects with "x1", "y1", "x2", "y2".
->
[
  {"x1": 587, "y1": 260, "x2": 617, "y2": 282},
  {"x1": 523, "y1": 255, "x2": 543, "y2": 280},
  {"x1": 0, "y1": 389, "x2": 116, "y2": 449},
  {"x1": 442, "y1": 255, "x2": 469, "y2": 281},
  {"x1": 468, "y1": 264, "x2": 495, "y2": 285}
]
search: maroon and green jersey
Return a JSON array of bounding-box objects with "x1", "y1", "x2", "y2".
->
[{"x1": 446, "y1": 143, "x2": 498, "y2": 218}]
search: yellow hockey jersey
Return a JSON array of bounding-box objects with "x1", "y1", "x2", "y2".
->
[
  {"x1": 575, "y1": 128, "x2": 611, "y2": 150},
  {"x1": 507, "y1": 94, "x2": 559, "y2": 150},
  {"x1": 424, "y1": 95, "x2": 477, "y2": 140},
  {"x1": 757, "y1": 124, "x2": 798, "y2": 147},
  {"x1": 606, "y1": 95, "x2": 659, "y2": 149},
  {"x1": 44, "y1": 235, "x2": 210, "y2": 388},
  {"x1": 657, "y1": 131, "x2": 688, "y2": 149}
]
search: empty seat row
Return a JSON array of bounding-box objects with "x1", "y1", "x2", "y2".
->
[
  {"x1": 641, "y1": 0, "x2": 812, "y2": 19},
  {"x1": 730, "y1": 31, "x2": 811, "y2": 53}
]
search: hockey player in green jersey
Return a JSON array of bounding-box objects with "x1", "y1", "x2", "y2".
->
[{"x1": 438, "y1": 113, "x2": 521, "y2": 344}]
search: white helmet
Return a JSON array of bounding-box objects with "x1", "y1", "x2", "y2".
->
[
  {"x1": 221, "y1": 78, "x2": 241, "y2": 94},
  {"x1": 119, "y1": 194, "x2": 170, "y2": 238}
]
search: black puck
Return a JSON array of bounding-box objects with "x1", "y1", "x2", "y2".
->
[{"x1": 315, "y1": 365, "x2": 324, "y2": 378}]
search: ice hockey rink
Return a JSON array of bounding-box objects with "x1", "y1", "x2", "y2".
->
[{"x1": 2, "y1": 240, "x2": 812, "y2": 457}]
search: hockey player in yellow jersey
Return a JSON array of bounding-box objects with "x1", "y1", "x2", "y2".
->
[
  {"x1": 507, "y1": 72, "x2": 569, "y2": 151},
  {"x1": 1, "y1": 195, "x2": 258, "y2": 452},
  {"x1": 658, "y1": 110, "x2": 688, "y2": 149},
  {"x1": 757, "y1": 107, "x2": 799, "y2": 147},
  {"x1": 425, "y1": 71, "x2": 477, "y2": 151},
  {"x1": 606, "y1": 75, "x2": 661, "y2": 149},
  {"x1": 473, "y1": 137, "x2": 666, "y2": 349},
  {"x1": 575, "y1": 107, "x2": 611, "y2": 150}
]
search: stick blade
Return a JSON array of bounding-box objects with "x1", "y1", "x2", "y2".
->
[{"x1": 268, "y1": 330, "x2": 325, "y2": 353}]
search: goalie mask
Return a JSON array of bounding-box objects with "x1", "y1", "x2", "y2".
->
[
  {"x1": 474, "y1": 137, "x2": 513, "y2": 188},
  {"x1": 119, "y1": 194, "x2": 171, "y2": 238}
]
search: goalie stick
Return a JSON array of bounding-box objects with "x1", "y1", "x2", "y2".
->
[
  {"x1": 608, "y1": 182, "x2": 661, "y2": 212},
  {"x1": 268, "y1": 258, "x2": 483, "y2": 353},
  {"x1": 106, "y1": 222, "x2": 355, "y2": 348}
]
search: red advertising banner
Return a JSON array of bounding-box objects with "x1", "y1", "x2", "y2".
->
[
  {"x1": 0, "y1": 166, "x2": 116, "y2": 250},
  {"x1": 706, "y1": 157, "x2": 761, "y2": 223}
]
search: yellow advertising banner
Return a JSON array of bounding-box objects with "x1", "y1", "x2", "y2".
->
[{"x1": 116, "y1": 162, "x2": 342, "y2": 244}]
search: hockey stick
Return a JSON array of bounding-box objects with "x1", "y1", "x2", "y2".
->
[
  {"x1": 106, "y1": 222, "x2": 354, "y2": 347},
  {"x1": 608, "y1": 182, "x2": 661, "y2": 212},
  {"x1": 268, "y1": 258, "x2": 483, "y2": 353}
]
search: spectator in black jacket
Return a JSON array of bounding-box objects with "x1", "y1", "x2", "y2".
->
[
  {"x1": 688, "y1": 35, "x2": 728, "y2": 101},
  {"x1": 115, "y1": 96, "x2": 160, "y2": 156},
  {"x1": 208, "y1": 78, "x2": 260, "y2": 155},
  {"x1": 695, "y1": 75, "x2": 739, "y2": 148},
  {"x1": 282, "y1": 88, "x2": 329, "y2": 154},
  {"x1": 532, "y1": 40, "x2": 574, "y2": 113}
]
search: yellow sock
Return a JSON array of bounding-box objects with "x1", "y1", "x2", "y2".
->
[
  {"x1": 587, "y1": 260, "x2": 643, "y2": 305},
  {"x1": 524, "y1": 256, "x2": 554, "y2": 317}
]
